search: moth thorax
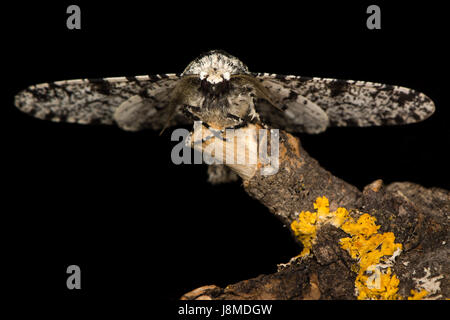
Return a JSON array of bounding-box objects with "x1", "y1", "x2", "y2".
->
[{"x1": 182, "y1": 50, "x2": 249, "y2": 84}]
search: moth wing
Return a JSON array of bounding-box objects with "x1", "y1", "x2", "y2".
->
[
  {"x1": 255, "y1": 96, "x2": 329, "y2": 134},
  {"x1": 113, "y1": 94, "x2": 182, "y2": 132},
  {"x1": 14, "y1": 74, "x2": 191, "y2": 131},
  {"x1": 229, "y1": 74, "x2": 327, "y2": 133},
  {"x1": 253, "y1": 73, "x2": 435, "y2": 132}
]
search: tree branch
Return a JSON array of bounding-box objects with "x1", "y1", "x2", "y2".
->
[{"x1": 182, "y1": 127, "x2": 449, "y2": 300}]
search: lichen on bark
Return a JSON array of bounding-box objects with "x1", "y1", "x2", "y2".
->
[{"x1": 182, "y1": 128, "x2": 449, "y2": 300}]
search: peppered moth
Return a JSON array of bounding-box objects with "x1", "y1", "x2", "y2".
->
[{"x1": 14, "y1": 50, "x2": 435, "y2": 135}]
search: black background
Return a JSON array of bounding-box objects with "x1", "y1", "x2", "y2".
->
[{"x1": 2, "y1": 0, "x2": 448, "y2": 314}]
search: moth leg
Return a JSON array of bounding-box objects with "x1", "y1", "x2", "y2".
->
[
  {"x1": 223, "y1": 122, "x2": 249, "y2": 131},
  {"x1": 202, "y1": 122, "x2": 229, "y2": 142},
  {"x1": 186, "y1": 118, "x2": 224, "y2": 145},
  {"x1": 223, "y1": 111, "x2": 261, "y2": 131}
]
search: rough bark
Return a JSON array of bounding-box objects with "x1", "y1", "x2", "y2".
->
[
  {"x1": 242, "y1": 131, "x2": 362, "y2": 230},
  {"x1": 182, "y1": 130, "x2": 449, "y2": 300}
]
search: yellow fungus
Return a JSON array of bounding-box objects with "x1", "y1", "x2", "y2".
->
[
  {"x1": 290, "y1": 196, "x2": 423, "y2": 300},
  {"x1": 408, "y1": 289, "x2": 429, "y2": 300},
  {"x1": 314, "y1": 196, "x2": 330, "y2": 216},
  {"x1": 291, "y1": 211, "x2": 317, "y2": 257},
  {"x1": 341, "y1": 214, "x2": 380, "y2": 237}
]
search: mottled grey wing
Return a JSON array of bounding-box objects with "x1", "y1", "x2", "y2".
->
[
  {"x1": 14, "y1": 74, "x2": 191, "y2": 131},
  {"x1": 253, "y1": 73, "x2": 435, "y2": 133}
]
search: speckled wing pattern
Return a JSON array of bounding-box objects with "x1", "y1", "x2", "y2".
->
[
  {"x1": 14, "y1": 71, "x2": 435, "y2": 135},
  {"x1": 253, "y1": 73, "x2": 435, "y2": 133},
  {"x1": 14, "y1": 74, "x2": 190, "y2": 131}
]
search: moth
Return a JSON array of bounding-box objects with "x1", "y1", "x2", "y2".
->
[{"x1": 14, "y1": 50, "x2": 435, "y2": 137}]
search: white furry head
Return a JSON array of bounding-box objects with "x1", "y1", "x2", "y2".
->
[{"x1": 182, "y1": 50, "x2": 249, "y2": 84}]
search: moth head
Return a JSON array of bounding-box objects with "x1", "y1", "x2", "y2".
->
[
  {"x1": 199, "y1": 69, "x2": 230, "y2": 85},
  {"x1": 182, "y1": 50, "x2": 249, "y2": 85}
]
